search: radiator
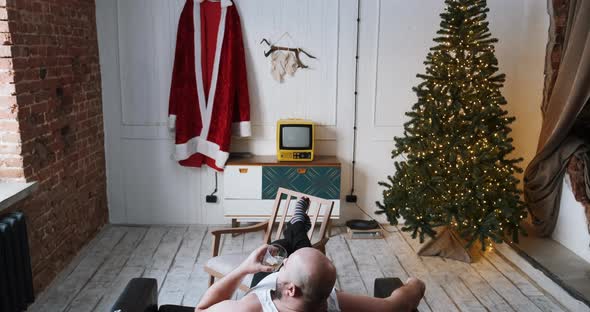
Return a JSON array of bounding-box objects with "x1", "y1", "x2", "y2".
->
[{"x1": 0, "y1": 212, "x2": 34, "y2": 312}]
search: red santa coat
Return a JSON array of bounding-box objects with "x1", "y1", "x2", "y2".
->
[{"x1": 169, "y1": 0, "x2": 251, "y2": 171}]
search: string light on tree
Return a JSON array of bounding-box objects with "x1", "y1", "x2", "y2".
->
[{"x1": 376, "y1": 0, "x2": 526, "y2": 261}]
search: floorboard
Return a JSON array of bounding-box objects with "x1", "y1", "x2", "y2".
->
[
  {"x1": 326, "y1": 234, "x2": 367, "y2": 295},
  {"x1": 472, "y1": 254, "x2": 543, "y2": 312},
  {"x1": 29, "y1": 226, "x2": 127, "y2": 311},
  {"x1": 483, "y1": 251, "x2": 564, "y2": 311},
  {"x1": 400, "y1": 231, "x2": 485, "y2": 312},
  {"x1": 30, "y1": 225, "x2": 570, "y2": 312},
  {"x1": 181, "y1": 228, "x2": 213, "y2": 307},
  {"x1": 29, "y1": 224, "x2": 111, "y2": 312},
  {"x1": 388, "y1": 230, "x2": 460, "y2": 312},
  {"x1": 66, "y1": 226, "x2": 147, "y2": 312},
  {"x1": 159, "y1": 225, "x2": 208, "y2": 306}
]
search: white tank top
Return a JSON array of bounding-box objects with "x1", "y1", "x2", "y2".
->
[{"x1": 247, "y1": 272, "x2": 340, "y2": 312}]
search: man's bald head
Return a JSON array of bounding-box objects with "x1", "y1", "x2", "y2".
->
[{"x1": 278, "y1": 247, "x2": 337, "y2": 307}]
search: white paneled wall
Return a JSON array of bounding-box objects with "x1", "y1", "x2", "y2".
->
[
  {"x1": 96, "y1": 0, "x2": 548, "y2": 225},
  {"x1": 553, "y1": 175, "x2": 590, "y2": 263}
]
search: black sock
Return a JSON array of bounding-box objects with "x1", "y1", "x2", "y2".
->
[{"x1": 290, "y1": 197, "x2": 311, "y2": 231}]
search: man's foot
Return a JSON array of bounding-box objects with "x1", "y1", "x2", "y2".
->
[
  {"x1": 384, "y1": 277, "x2": 425, "y2": 311},
  {"x1": 290, "y1": 197, "x2": 312, "y2": 231},
  {"x1": 405, "y1": 277, "x2": 426, "y2": 298}
]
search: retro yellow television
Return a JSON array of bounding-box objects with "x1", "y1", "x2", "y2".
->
[{"x1": 276, "y1": 119, "x2": 315, "y2": 161}]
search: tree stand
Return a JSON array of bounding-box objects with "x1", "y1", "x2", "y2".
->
[{"x1": 417, "y1": 227, "x2": 481, "y2": 263}]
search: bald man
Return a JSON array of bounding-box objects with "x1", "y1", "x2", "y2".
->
[
  {"x1": 195, "y1": 245, "x2": 424, "y2": 312},
  {"x1": 195, "y1": 197, "x2": 425, "y2": 311}
]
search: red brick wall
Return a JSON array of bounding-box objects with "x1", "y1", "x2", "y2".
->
[{"x1": 0, "y1": 0, "x2": 108, "y2": 293}]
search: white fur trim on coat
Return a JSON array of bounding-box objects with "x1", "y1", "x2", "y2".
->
[
  {"x1": 173, "y1": 136, "x2": 230, "y2": 169},
  {"x1": 232, "y1": 121, "x2": 251, "y2": 137}
]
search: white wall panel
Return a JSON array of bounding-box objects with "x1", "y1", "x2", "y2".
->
[
  {"x1": 352, "y1": 0, "x2": 548, "y2": 222},
  {"x1": 121, "y1": 139, "x2": 200, "y2": 224},
  {"x1": 117, "y1": 0, "x2": 183, "y2": 126},
  {"x1": 238, "y1": 0, "x2": 339, "y2": 128},
  {"x1": 97, "y1": 0, "x2": 125, "y2": 223},
  {"x1": 372, "y1": 1, "x2": 443, "y2": 129},
  {"x1": 553, "y1": 175, "x2": 590, "y2": 263},
  {"x1": 96, "y1": 0, "x2": 548, "y2": 225}
]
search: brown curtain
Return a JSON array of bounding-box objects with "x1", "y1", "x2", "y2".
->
[
  {"x1": 567, "y1": 154, "x2": 590, "y2": 233},
  {"x1": 523, "y1": 0, "x2": 590, "y2": 237}
]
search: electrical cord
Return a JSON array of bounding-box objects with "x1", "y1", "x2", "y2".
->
[
  {"x1": 343, "y1": 1, "x2": 396, "y2": 236},
  {"x1": 349, "y1": 0, "x2": 361, "y2": 198},
  {"x1": 210, "y1": 172, "x2": 218, "y2": 196},
  {"x1": 344, "y1": 0, "x2": 396, "y2": 235}
]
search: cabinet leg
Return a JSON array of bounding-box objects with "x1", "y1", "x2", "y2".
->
[{"x1": 232, "y1": 218, "x2": 241, "y2": 237}]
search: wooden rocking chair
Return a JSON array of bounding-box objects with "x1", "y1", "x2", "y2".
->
[{"x1": 204, "y1": 187, "x2": 335, "y2": 291}]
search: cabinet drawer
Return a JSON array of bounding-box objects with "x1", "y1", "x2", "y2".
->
[
  {"x1": 224, "y1": 199, "x2": 341, "y2": 219},
  {"x1": 224, "y1": 166, "x2": 262, "y2": 199},
  {"x1": 262, "y1": 166, "x2": 340, "y2": 200}
]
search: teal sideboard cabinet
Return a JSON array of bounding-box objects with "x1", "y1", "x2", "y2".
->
[{"x1": 223, "y1": 155, "x2": 341, "y2": 222}]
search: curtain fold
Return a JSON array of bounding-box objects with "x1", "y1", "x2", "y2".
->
[
  {"x1": 523, "y1": 0, "x2": 590, "y2": 236},
  {"x1": 566, "y1": 153, "x2": 590, "y2": 233}
]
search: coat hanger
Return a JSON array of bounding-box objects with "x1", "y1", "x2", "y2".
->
[
  {"x1": 260, "y1": 35, "x2": 316, "y2": 69},
  {"x1": 273, "y1": 32, "x2": 294, "y2": 47}
]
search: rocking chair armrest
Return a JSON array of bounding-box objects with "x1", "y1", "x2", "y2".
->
[
  {"x1": 210, "y1": 221, "x2": 269, "y2": 257},
  {"x1": 312, "y1": 237, "x2": 330, "y2": 254},
  {"x1": 210, "y1": 221, "x2": 269, "y2": 236}
]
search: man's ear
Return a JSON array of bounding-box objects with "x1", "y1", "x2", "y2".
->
[{"x1": 286, "y1": 283, "x2": 298, "y2": 297}]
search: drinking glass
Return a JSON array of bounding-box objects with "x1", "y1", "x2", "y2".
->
[{"x1": 262, "y1": 244, "x2": 287, "y2": 271}]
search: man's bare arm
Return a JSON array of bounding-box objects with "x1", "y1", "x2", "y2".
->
[
  {"x1": 195, "y1": 245, "x2": 273, "y2": 311},
  {"x1": 196, "y1": 293, "x2": 261, "y2": 312},
  {"x1": 337, "y1": 277, "x2": 425, "y2": 312}
]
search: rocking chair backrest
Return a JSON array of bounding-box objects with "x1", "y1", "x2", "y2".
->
[{"x1": 263, "y1": 187, "x2": 334, "y2": 244}]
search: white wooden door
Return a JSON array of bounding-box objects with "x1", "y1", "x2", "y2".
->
[
  {"x1": 96, "y1": 0, "x2": 357, "y2": 224},
  {"x1": 97, "y1": 0, "x2": 202, "y2": 224}
]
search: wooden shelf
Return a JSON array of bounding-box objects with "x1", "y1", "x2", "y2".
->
[{"x1": 226, "y1": 155, "x2": 340, "y2": 167}]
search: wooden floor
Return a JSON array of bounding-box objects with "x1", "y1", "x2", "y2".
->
[{"x1": 27, "y1": 224, "x2": 574, "y2": 312}]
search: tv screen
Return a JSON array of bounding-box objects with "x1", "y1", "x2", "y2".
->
[{"x1": 281, "y1": 125, "x2": 312, "y2": 149}]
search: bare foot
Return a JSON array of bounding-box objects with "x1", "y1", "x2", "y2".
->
[
  {"x1": 385, "y1": 277, "x2": 425, "y2": 311},
  {"x1": 405, "y1": 277, "x2": 425, "y2": 298}
]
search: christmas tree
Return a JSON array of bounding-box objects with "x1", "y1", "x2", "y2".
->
[{"x1": 376, "y1": 0, "x2": 526, "y2": 260}]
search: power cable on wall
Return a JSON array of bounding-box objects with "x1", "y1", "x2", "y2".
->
[
  {"x1": 346, "y1": 0, "x2": 361, "y2": 203},
  {"x1": 206, "y1": 171, "x2": 218, "y2": 203},
  {"x1": 347, "y1": 0, "x2": 393, "y2": 234}
]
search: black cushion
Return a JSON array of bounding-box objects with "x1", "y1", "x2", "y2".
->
[
  {"x1": 112, "y1": 277, "x2": 410, "y2": 312},
  {"x1": 374, "y1": 278, "x2": 419, "y2": 312},
  {"x1": 111, "y1": 278, "x2": 158, "y2": 312},
  {"x1": 159, "y1": 305, "x2": 196, "y2": 312},
  {"x1": 374, "y1": 277, "x2": 404, "y2": 298}
]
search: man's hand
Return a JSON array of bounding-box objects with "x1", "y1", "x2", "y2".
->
[
  {"x1": 405, "y1": 277, "x2": 425, "y2": 298},
  {"x1": 238, "y1": 244, "x2": 275, "y2": 274}
]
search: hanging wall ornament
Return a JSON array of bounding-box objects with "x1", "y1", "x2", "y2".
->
[
  {"x1": 270, "y1": 51, "x2": 287, "y2": 82},
  {"x1": 284, "y1": 53, "x2": 298, "y2": 76},
  {"x1": 260, "y1": 33, "x2": 316, "y2": 83}
]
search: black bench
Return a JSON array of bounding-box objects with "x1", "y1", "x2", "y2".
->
[{"x1": 111, "y1": 277, "x2": 411, "y2": 312}]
